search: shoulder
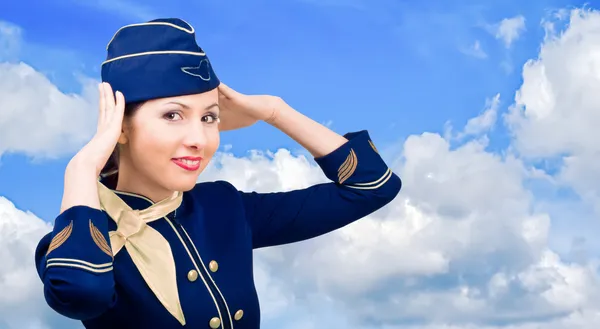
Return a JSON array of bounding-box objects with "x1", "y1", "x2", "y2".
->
[
  {"x1": 184, "y1": 181, "x2": 251, "y2": 229},
  {"x1": 188, "y1": 180, "x2": 239, "y2": 197},
  {"x1": 185, "y1": 180, "x2": 244, "y2": 207}
]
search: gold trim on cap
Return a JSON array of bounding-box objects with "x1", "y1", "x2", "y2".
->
[
  {"x1": 102, "y1": 50, "x2": 206, "y2": 65},
  {"x1": 106, "y1": 20, "x2": 195, "y2": 50}
]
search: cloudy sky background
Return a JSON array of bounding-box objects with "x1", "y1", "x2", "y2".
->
[{"x1": 2, "y1": 0, "x2": 600, "y2": 328}]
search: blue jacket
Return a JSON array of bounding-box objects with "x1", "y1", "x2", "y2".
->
[{"x1": 34, "y1": 130, "x2": 401, "y2": 329}]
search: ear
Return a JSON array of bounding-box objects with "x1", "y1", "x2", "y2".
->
[
  {"x1": 117, "y1": 124, "x2": 129, "y2": 144},
  {"x1": 117, "y1": 132, "x2": 128, "y2": 144}
]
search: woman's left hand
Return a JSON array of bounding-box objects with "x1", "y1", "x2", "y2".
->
[{"x1": 217, "y1": 83, "x2": 286, "y2": 131}]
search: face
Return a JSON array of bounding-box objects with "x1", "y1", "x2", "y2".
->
[{"x1": 116, "y1": 88, "x2": 220, "y2": 198}]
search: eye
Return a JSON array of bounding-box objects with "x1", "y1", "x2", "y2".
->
[
  {"x1": 163, "y1": 111, "x2": 183, "y2": 121},
  {"x1": 202, "y1": 113, "x2": 219, "y2": 124}
]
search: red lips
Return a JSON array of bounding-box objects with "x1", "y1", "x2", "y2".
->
[{"x1": 171, "y1": 156, "x2": 202, "y2": 171}]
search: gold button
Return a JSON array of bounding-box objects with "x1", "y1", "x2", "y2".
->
[
  {"x1": 209, "y1": 317, "x2": 221, "y2": 328},
  {"x1": 234, "y1": 309, "x2": 244, "y2": 320},
  {"x1": 209, "y1": 260, "x2": 219, "y2": 272},
  {"x1": 187, "y1": 269, "x2": 198, "y2": 282}
]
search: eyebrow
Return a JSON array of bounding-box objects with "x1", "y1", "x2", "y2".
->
[{"x1": 166, "y1": 101, "x2": 219, "y2": 111}]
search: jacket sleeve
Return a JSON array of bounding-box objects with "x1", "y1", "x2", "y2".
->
[
  {"x1": 34, "y1": 205, "x2": 116, "y2": 320},
  {"x1": 228, "y1": 130, "x2": 402, "y2": 249}
]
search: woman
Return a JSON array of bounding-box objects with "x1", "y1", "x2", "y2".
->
[{"x1": 34, "y1": 18, "x2": 401, "y2": 329}]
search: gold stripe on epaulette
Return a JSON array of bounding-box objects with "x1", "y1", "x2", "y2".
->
[
  {"x1": 368, "y1": 140, "x2": 379, "y2": 154},
  {"x1": 338, "y1": 149, "x2": 357, "y2": 184},
  {"x1": 89, "y1": 219, "x2": 113, "y2": 258},
  {"x1": 46, "y1": 220, "x2": 74, "y2": 256}
]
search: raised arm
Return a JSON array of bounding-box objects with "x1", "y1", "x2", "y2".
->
[
  {"x1": 34, "y1": 83, "x2": 123, "y2": 320},
  {"x1": 216, "y1": 89, "x2": 401, "y2": 248},
  {"x1": 222, "y1": 129, "x2": 400, "y2": 248}
]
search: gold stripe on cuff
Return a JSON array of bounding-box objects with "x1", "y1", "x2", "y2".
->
[
  {"x1": 46, "y1": 258, "x2": 113, "y2": 273},
  {"x1": 344, "y1": 168, "x2": 393, "y2": 190}
]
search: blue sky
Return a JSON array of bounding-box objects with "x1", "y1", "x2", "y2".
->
[{"x1": 0, "y1": 0, "x2": 582, "y2": 221}]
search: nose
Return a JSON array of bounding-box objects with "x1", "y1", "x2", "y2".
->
[{"x1": 182, "y1": 120, "x2": 208, "y2": 150}]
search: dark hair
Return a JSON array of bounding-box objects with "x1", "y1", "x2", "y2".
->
[{"x1": 99, "y1": 100, "x2": 145, "y2": 188}]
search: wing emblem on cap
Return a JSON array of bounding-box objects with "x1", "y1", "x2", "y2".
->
[{"x1": 181, "y1": 58, "x2": 211, "y2": 81}]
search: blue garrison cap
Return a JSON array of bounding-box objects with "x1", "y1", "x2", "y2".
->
[{"x1": 101, "y1": 18, "x2": 219, "y2": 103}]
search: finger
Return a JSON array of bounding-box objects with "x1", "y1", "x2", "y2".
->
[
  {"x1": 218, "y1": 83, "x2": 236, "y2": 98},
  {"x1": 104, "y1": 83, "x2": 116, "y2": 115},
  {"x1": 114, "y1": 91, "x2": 125, "y2": 122},
  {"x1": 217, "y1": 85, "x2": 229, "y2": 100},
  {"x1": 98, "y1": 83, "x2": 106, "y2": 128}
]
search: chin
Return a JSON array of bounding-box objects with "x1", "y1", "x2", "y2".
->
[
  {"x1": 160, "y1": 175, "x2": 199, "y2": 192},
  {"x1": 172, "y1": 180, "x2": 198, "y2": 192}
]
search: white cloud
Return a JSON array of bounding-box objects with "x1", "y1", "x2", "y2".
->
[
  {"x1": 0, "y1": 197, "x2": 82, "y2": 329},
  {"x1": 0, "y1": 25, "x2": 98, "y2": 160},
  {"x1": 505, "y1": 8, "x2": 600, "y2": 213},
  {"x1": 495, "y1": 15, "x2": 526, "y2": 48},
  {"x1": 451, "y1": 93, "x2": 500, "y2": 140},
  {"x1": 463, "y1": 93, "x2": 499, "y2": 135},
  {"x1": 3, "y1": 6, "x2": 600, "y2": 329},
  {"x1": 0, "y1": 62, "x2": 99, "y2": 160},
  {"x1": 196, "y1": 130, "x2": 597, "y2": 328}
]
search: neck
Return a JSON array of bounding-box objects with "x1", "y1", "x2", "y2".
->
[{"x1": 115, "y1": 164, "x2": 174, "y2": 204}]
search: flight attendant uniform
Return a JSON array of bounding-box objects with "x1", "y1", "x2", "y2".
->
[{"x1": 34, "y1": 18, "x2": 402, "y2": 329}]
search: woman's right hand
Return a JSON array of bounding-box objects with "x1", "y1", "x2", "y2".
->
[{"x1": 70, "y1": 82, "x2": 125, "y2": 177}]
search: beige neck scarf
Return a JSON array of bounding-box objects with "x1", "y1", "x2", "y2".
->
[{"x1": 97, "y1": 181, "x2": 187, "y2": 325}]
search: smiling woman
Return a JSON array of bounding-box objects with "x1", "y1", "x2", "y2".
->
[
  {"x1": 99, "y1": 91, "x2": 222, "y2": 200},
  {"x1": 33, "y1": 18, "x2": 402, "y2": 329}
]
